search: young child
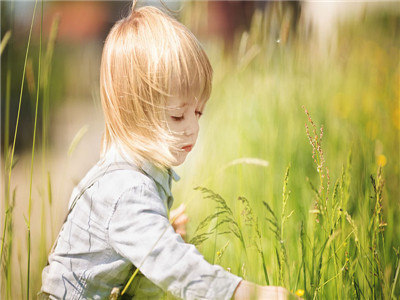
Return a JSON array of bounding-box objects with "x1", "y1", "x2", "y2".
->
[{"x1": 40, "y1": 2, "x2": 293, "y2": 299}]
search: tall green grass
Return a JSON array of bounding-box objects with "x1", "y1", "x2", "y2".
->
[
  {"x1": 185, "y1": 109, "x2": 396, "y2": 298},
  {"x1": 1, "y1": 0, "x2": 59, "y2": 298},
  {"x1": 2, "y1": 0, "x2": 39, "y2": 298},
  {"x1": 175, "y1": 3, "x2": 399, "y2": 299}
]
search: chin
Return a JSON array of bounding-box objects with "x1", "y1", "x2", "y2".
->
[
  {"x1": 171, "y1": 158, "x2": 185, "y2": 167},
  {"x1": 171, "y1": 152, "x2": 188, "y2": 167}
]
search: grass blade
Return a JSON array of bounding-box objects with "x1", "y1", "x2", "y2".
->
[
  {"x1": 0, "y1": 30, "x2": 12, "y2": 55},
  {"x1": 27, "y1": 1, "x2": 43, "y2": 298},
  {"x1": 67, "y1": 125, "x2": 89, "y2": 157},
  {"x1": 390, "y1": 255, "x2": 400, "y2": 299}
]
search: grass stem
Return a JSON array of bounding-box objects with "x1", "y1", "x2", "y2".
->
[{"x1": 27, "y1": 1, "x2": 43, "y2": 298}]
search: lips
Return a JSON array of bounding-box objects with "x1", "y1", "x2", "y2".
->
[{"x1": 181, "y1": 145, "x2": 193, "y2": 152}]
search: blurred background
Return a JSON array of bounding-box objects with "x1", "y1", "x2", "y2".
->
[{"x1": 1, "y1": 0, "x2": 399, "y2": 298}]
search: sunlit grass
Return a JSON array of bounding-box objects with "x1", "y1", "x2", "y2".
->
[{"x1": 174, "y1": 4, "x2": 399, "y2": 299}]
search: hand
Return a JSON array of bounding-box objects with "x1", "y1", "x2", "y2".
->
[
  {"x1": 169, "y1": 203, "x2": 189, "y2": 241},
  {"x1": 233, "y1": 280, "x2": 300, "y2": 300}
]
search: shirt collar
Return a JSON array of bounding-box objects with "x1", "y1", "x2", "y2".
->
[
  {"x1": 141, "y1": 161, "x2": 180, "y2": 197},
  {"x1": 103, "y1": 143, "x2": 180, "y2": 197}
]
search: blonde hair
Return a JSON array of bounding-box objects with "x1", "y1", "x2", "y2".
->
[{"x1": 100, "y1": 3, "x2": 212, "y2": 168}]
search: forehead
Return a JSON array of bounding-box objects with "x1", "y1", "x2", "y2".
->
[
  {"x1": 166, "y1": 96, "x2": 206, "y2": 110},
  {"x1": 166, "y1": 97, "x2": 188, "y2": 110}
]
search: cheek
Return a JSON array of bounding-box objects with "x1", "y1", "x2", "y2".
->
[{"x1": 166, "y1": 121, "x2": 183, "y2": 134}]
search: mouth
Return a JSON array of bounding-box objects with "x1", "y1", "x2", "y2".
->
[{"x1": 181, "y1": 144, "x2": 193, "y2": 152}]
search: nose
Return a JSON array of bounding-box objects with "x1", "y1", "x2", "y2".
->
[{"x1": 184, "y1": 113, "x2": 199, "y2": 137}]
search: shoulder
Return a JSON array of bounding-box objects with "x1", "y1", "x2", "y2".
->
[
  {"x1": 95, "y1": 162, "x2": 158, "y2": 199},
  {"x1": 101, "y1": 164, "x2": 170, "y2": 226}
]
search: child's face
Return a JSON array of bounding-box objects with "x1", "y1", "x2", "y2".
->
[{"x1": 166, "y1": 97, "x2": 205, "y2": 166}]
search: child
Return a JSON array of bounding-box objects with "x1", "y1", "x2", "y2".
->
[{"x1": 40, "y1": 2, "x2": 293, "y2": 299}]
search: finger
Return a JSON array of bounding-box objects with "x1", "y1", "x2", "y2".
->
[
  {"x1": 174, "y1": 222, "x2": 187, "y2": 234},
  {"x1": 170, "y1": 203, "x2": 186, "y2": 220},
  {"x1": 174, "y1": 214, "x2": 189, "y2": 225},
  {"x1": 259, "y1": 286, "x2": 290, "y2": 299},
  {"x1": 174, "y1": 203, "x2": 186, "y2": 216}
]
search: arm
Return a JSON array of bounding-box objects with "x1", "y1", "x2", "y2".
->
[
  {"x1": 169, "y1": 203, "x2": 189, "y2": 241},
  {"x1": 108, "y1": 182, "x2": 241, "y2": 299}
]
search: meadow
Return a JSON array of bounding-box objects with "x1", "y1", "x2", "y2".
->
[{"x1": 1, "y1": 1, "x2": 399, "y2": 299}]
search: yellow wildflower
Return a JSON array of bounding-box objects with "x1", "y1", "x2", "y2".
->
[
  {"x1": 295, "y1": 289, "x2": 305, "y2": 297},
  {"x1": 377, "y1": 154, "x2": 387, "y2": 167}
]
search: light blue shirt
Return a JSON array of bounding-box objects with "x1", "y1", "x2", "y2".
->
[{"x1": 40, "y1": 146, "x2": 241, "y2": 299}]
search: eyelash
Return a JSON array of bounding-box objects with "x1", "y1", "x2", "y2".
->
[{"x1": 171, "y1": 111, "x2": 202, "y2": 121}]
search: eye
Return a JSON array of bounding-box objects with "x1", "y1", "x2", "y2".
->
[
  {"x1": 171, "y1": 115, "x2": 184, "y2": 121},
  {"x1": 195, "y1": 111, "x2": 203, "y2": 118}
]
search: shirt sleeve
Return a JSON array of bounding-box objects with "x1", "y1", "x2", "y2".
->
[{"x1": 107, "y1": 182, "x2": 242, "y2": 300}]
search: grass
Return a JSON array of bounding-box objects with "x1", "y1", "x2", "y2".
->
[
  {"x1": 1, "y1": 1, "x2": 399, "y2": 299},
  {"x1": 2, "y1": 0, "x2": 39, "y2": 298},
  {"x1": 174, "y1": 3, "x2": 399, "y2": 299},
  {"x1": 183, "y1": 110, "x2": 396, "y2": 298}
]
